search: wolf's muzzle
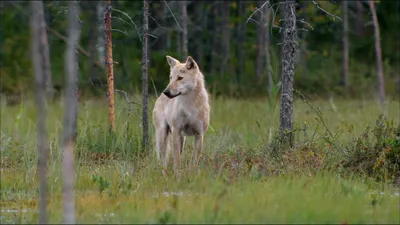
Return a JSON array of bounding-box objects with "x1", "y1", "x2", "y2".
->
[{"x1": 163, "y1": 89, "x2": 181, "y2": 99}]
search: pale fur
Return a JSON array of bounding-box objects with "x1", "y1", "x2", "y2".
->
[{"x1": 152, "y1": 55, "x2": 210, "y2": 173}]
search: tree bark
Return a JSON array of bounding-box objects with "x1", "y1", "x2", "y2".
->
[
  {"x1": 279, "y1": 0, "x2": 298, "y2": 147},
  {"x1": 63, "y1": 1, "x2": 81, "y2": 223},
  {"x1": 31, "y1": 1, "x2": 53, "y2": 97},
  {"x1": 142, "y1": 0, "x2": 150, "y2": 152},
  {"x1": 105, "y1": 0, "x2": 115, "y2": 132},
  {"x1": 97, "y1": 1, "x2": 106, "y2": 64},
  {"x1": 256, "y1": 6, "x2": 265, "y2": 80},
  {"x1": 89, "y1": 3, "x2": 98, "y2": 80},
  {"x1": 30, "y1": 1, "x2": 48, "y2": 223},
  {"x1": 355, "y1": 1, "x2": 364, "y2": 36},
  {"x1": 263, "y1": 5, "x2": 272, "y2": 99},
  {"x1": 368, "y1": 0, "x2": 385, "y2": 107},
  {"x1": 181, "y1": 0, "x2": 188, "y2": 58},
  {"x1": 342, "y1": 0, "x2": 349, "y2": 87}
]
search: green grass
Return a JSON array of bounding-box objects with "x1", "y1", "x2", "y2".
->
[{"x1": 1, "y1": 95, "x2": 399, "y2": 223}]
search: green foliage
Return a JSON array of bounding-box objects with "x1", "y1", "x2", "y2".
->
[{"x1": 1, "y1": 1, "x2": 399, "y2": 99}]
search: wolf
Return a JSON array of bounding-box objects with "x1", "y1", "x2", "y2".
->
[{"x1": 152, "y1": 55, "x2": 210, "y2": 174}]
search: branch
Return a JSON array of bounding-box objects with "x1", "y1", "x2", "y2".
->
[
  {"x1": 312, "y1": 0, "x2": 342, "y2": 21},
  {"x1": 246, "y1": 1, "x2": 269, "y2": 24},
  {"x1": 163, "y1": 0, "x2": 183, "y2": 31},
  {"x1": 10, "y1": 1, "x2": 105, "y2": 70},
  {"x1": 112, "y1": 8, "x2": 142, "y2": 42}
]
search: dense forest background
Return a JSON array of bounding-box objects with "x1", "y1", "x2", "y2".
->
[{"x1": 1, "y1": 0, "x2": 399, "y2": 99}]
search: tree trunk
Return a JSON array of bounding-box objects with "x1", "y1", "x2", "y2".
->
[
  {"x1": 63, "y1": 1, "x2": 81, "y2": 223},
  {"x1": 263, "y1": 5, "x2": 272, "y2": 99},
  {"x1": 236, "y1": 0, "x2": 246, "y2": 84},
  {"x1": 97, "y1": 1, "x2": 106, "y2": 64},
  {"x1": 369, "y1": 0, "x2": 385, "y2": 107},
  {"x1": 181, "y1": 0, "x2": 188, "y2": 58},
  {"x1": 142, "y1": 0, "x2": 150, "y2": 152},
  {"x1": 256, "y1": 6, "x2": 265, "y2": 80},
  {"x1": 220, "y1": 2, "x2": 230, "y2": 76},
  {"x1": 355, "y1": 1, "x2": 364, "y2": 36},
  {"x1": 105, "y1": 0, "x2": 115, "y2": 132},
  {"x1": 30, "y1": 1, "x2": 48, "y2": 223},
  {"x1": 89, "y1": 3, "x2": 98, "y2": 80},
  {"x1": 342, "y1": 0, "x2": 349, "y2": 87},
  {"x1": 279, "y1": 0, "x2": 298, "y2": 147},
  {"x1": 300, "y1": 1, "x2": 308, "y2": 78},
  {"x1": 31, "y1": 0, "x2": 53, "y2": 98}
]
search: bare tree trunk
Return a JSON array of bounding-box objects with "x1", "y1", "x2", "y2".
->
[
  {"x1": 355, "y1": 1, "x2": 364, "y2": 36},
  {"x1": 256, "y1": 10, "x2": 265, "y2": 80},
  {"x1": 142, "y1": 0, "x2": 150, "y2": 152},
  {"x1": 89, "y1": 4, "x2": 98, "y2": 80},
  {"x1": 30, "y1": 1, "x2": 48, "y2": 223},
  {"x1": 97, "y1": 1, "x2": 106, "y2": 64},
  {"x1": 279, "y1": 0, "x2": 298, "y2": 147},
  {"x1": 263, "y1": 5, "x2": 272, "y2": 99},
  {"x1": 369, "y1": 0, "x2": 385, "y2": 107},
  {"x1": 181, "y1": 0, "x2": 188, "y2": 58},
  {"x1": 343, "y1": 0, "x2": 349, "y2": 87},
  {"x1": 236, "y1": 0, "x2": 246, "y2": 84},
  {"x1": 63, "y1": 1, "x2": 81, "y2": 223},
  {"x1": 220, "y1": 2, "x2": 230, "y2": 76},
  {"x1": 300, "y1": 1, "x2": 308, "y2": 78},
  {"x1": 31, "y1": 0, "x2": 53, "y2": 98},
  {"x1": 105, "y1": 0, "x2": 115, "y2": 132}
]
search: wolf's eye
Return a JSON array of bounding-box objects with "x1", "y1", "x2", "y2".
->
[{"x1": 177, "y1": 76, "x2": 184, "y2": 81}]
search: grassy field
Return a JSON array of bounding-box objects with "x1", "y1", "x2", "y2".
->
[{"x1": 1, "y1": 95, "x2": 399, "y2": 224}]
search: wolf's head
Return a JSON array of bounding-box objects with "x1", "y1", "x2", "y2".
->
[{"x1": 163, "y1": 55, "x2": 200, "y2": 99}]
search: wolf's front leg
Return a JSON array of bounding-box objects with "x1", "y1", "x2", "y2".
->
[
  {"x1": 172, "y1": 130, "x2": 182, "y2": 174},
  {"x1": 156, "y1": 127, "x2": 170, "y2": 169},
  {"x1": 193, "y1": 134, "x2": 204, "y2": 168}
]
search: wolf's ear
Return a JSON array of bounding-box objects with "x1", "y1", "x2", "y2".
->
[
  {"x1": 166, "y1": 55, "x2": 179, "y2": 68},
  {"x1": 185, "y1": 56, "x2": 198, "y2": 70}
]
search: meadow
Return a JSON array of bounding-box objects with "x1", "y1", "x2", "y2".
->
[{"x1": 1, "y1": 94, "x2": 399, "y2": 224}]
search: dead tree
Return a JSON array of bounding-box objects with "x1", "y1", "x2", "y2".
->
[
  {"x1": 30, "y1": 1, "x2": 49, "y2": 223},
  {"x1": 181, "y1": 0, "x2": 188, "y2": 58},
  {"x1": 105, "y1": 0, "x2": 116, "y2": 132},
  {"x1": 279, "y1": 0, "x2": 298, "y2": 147},
  {"x1": 63, "y1": 1, "x2": 81, "y2": 223},
  {"x1": 263, "y1": 5, "x2": 272, "y2": 98},
  {"x1": 30, "y1": 0, "x2": 53, "y2": 97},
  {"x1": 97, "y1": 1, "x2": 106, "y2": 64},
  {"x1": 256, "y1": 8, "x2": 265, "y2": 80},
  {"x1": 368, "y1": 0, "x2": 385, "y2": 107},
  {"x1": 342, "y1": 0, "x2": 349, "y2": 87},
  {"x1": 142, "y1": 0, "x2": 150, "y2": 152}
]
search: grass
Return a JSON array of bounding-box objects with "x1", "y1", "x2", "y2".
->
[{"x1": 0, "y1": 94, "x2": 399, "y2": 224}]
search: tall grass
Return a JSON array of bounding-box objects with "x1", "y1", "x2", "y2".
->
[{"x1": 0, "y1": 95, "x2": 399, "y2": 223}]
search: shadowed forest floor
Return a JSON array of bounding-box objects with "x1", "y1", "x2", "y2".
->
[{"x1": 1, "y1": 96, "x2": 399, "y2": 223}]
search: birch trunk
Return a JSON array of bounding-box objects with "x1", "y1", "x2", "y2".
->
[
  {"x1": 343, "y1": 0, "x2": 349, "y2": 87},
  {"x1": 63, "y1": 1, "x2": 81, "y2": 223},
  {"x1": 30, "y1": 1, "x2": 49, "y2": 222},
  {"x1": 368, "y1": 0, "x2": 385, "y2": 107}
]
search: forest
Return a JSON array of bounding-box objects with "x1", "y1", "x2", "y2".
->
[
  {"x1": 0, "y1": 0, "x2": 399, "y2": 224},
  {"x1": 1, "y1": 0, "x2": 399, "y2": 99}
]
